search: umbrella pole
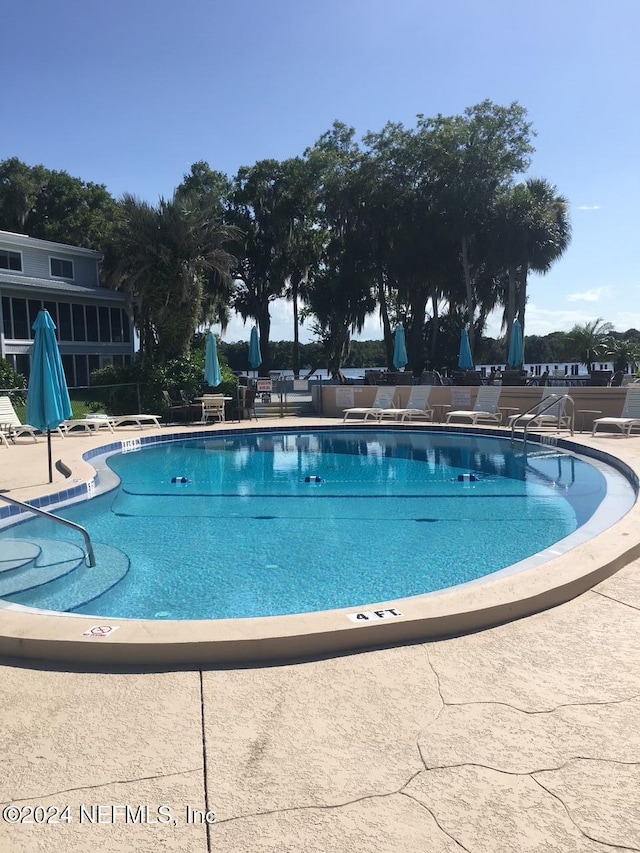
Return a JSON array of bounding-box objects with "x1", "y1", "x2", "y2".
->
[{"x1": 47, "y1": 429, "x2": 53, "y2": 483}]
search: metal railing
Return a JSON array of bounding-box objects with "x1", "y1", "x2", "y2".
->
[
  {"x1": 510, "y1": 394, "x2": 575, "y2": 447},
  {"x1": 0, "y1": 494, "x2": 96, "y2": 567}
]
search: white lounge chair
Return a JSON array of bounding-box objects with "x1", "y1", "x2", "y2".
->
[
  {"x1": 592, "y1": 387, "x2": 640, "y2": 436},
  {"x1": 378, "y1": 386, "x2": 433, "y2": 423},
  {"x1": 508, "y1": 387, "x2": 574, "y2": 432},
  {"x1": 343, "y1": 386, "x2": 397, "y2": 422},
  {"x1": 0, "y1": 396, "x2": 39, "y2": 442},
  {"x1": 112, "y1": 414, "x2": 162, "y2": 429},
  {"x1": 446, "y1": 386, "x2": 502, "y2": 425}
]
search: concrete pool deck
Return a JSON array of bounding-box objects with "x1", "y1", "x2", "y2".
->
[{"x1": 1, "y1": 418, "x2": 639, "y2": 850}]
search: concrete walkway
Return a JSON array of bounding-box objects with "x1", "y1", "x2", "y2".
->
[{"x1": 1, "y1": 422, "x2": 639, "y2": 851}]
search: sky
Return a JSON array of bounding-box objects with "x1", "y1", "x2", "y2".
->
[{"x1": 3, "y1": 0, "x2": 640, "y2": 346}]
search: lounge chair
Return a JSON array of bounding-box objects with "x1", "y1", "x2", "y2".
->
[
  {"x1": 377, "y1": 386, "x2": 433, "y2": 423},
  {"x1": 508, "y1": 387, "x2": 574, "y2": 432},
  {"x1": 112, "y1": 414, "x2": 162, "y2": 429},
  {"x1": 0, "y1": 396, "x2": 39, "y2": 442},
  {"x1": 62, "y1": 414, "x2": 117, "y2": 433},
  {"x1": 343, "y1": 386, "x2": 397, "y2": 422},
  {"x1": 446, "y1": 386, "x2": 502, "y2": 425},
  {"x1": 591, "y1": 387, "x2": 640, "y2": 436}
]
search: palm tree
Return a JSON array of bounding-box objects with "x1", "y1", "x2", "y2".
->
[
  {"x1": 491, "y1": 179, "x2": 571, "y2": 354},
  {"x1": 567, "y1": 318, "x2": 614, "y2": 370},
  {"x1": 605, "y1": 337, "x2": 640, "y2": 373},
  {"x1": 105, "y1": 191, "x2": 238, "y2": 362}
]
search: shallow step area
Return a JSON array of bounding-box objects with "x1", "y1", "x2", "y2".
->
[
  {"x1": 0, "y1": 538, "x2": 129, "y2": 613},
  {"x1": 0, "y1": 541, "x2": 41, "y2": 573}
]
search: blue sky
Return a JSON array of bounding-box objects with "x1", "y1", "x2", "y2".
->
[{"x1": 3, "y1": 0, "x2": 639, "y2": 344}]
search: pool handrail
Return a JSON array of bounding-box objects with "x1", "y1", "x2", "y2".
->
[
  {"x1": 510, "y1": 394, "x2": 575, "y2": 446},
  {"x1": 0, "y1": 494, "x2": 96, "y2": 568}
]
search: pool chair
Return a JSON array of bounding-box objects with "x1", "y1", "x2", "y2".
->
[
  {"x1": 377, "y1": 386, "x2": 433, "y2": 423},
  {"x1": 592, "y1": 386, "x2": 640, "y2": 436},
  {"x1": 342, "y1": 386, "x2": 397, "y2": 422},
  {"x1": 112, "y1": 414, "x2": 162, "y2": 429},
  {"x1": 508, "y1": 387, "x2": 574, "y2": 433},
  {"x1": 0, "y1": 395, "x2": 39, "y2": 442},
  {"x1": 201, "y1": 394, "x2": 226, "y2": 424},
  {"x1": 446, "y1": 386, "x2": 502, "y2": 425}
]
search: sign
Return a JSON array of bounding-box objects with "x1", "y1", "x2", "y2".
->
[
  {"x1": 257, "y1": 380, "x2": 272, "y2": 392},
  {"x1": 347, "y1": 608, "x2": 403, "y2": 623},
  {"x1": 81, "y1": 625, "x2": 120, "y2": 638}
]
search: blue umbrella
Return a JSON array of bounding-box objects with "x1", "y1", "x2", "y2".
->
[
  {"x1": 26, "y1": 309, "x2": 73, "y2": 483},
  {"x1": 458, "y1": 328, "x2": 474, "y2": 370},
  {"x1": 204, "y1": 329, "x2": 222, "y2": 387},
  {"x1": 392, "y1": 324, "x2": 408, "y2": 370},
  {"x1": 248, "y1": 326, "x2": 262, "y2": 373},
  {"x1": 506, "y1": 318, "x2": 524, "y2": 368}
]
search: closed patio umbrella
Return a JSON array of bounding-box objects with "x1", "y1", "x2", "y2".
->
[
  {"x1": 392, "y1": 324, "x2": 408, "y2": 371},
  {"x1": 458, "y1": 328, "x2": 474, "y2": 370},
  {"x1": 26, "y1": 309, "x2": 73, "y2": 483},
  {"x1": 204, "y1": 329, "x2": 222, "y2": 387},
  {"x1": 248, "y1": 326, "x2": 262, "y2": 375},
  {"x1": 506, "y1": 318, "x2": 524, "y2": 368}
]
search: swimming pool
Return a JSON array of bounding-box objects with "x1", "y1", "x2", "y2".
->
[{"x1": 0, "y1": 429, "x2": 635, "y2": 620}]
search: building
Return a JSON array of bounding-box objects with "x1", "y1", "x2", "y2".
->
[{"x1": 0, "y1": 230, "x2": 133, "y2": 386}]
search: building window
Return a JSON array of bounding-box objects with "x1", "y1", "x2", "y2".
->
[
  {"x1": 2, "y1": 296, "x2": 12, "y2": 338},
  {"x1": 50, "y1": 257, "x2": 74, "y2": 279},
  {"x1": 58, "y1": 302, "x2": 72, "y2": 340},
  {"x1": 72, "y1": 304, "x2": 86, "y2": 341},
  {"x1": 0, "y1": 249, "x2": 22, "y2": 271},
  {"x1": 86, "y1": 305, "x2": 99, "y2": 342},
  {"x1": 98, "y1": 306, "x2": 110, "y2": 342},
  {"x1": 12, "y1": 299, "x2": 29, "y2": 339}
]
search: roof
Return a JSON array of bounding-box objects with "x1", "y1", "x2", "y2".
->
[
  {"x1": 0, "y1": 230, "x2": 103, "y2": 260},
  {"x1": 0, "y1": 273, "x2": 125, "y2": 303}
]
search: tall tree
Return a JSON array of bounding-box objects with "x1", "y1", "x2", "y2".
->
[
  {"x1": 105, "y1": 191, "x2": 237, "y2": 362},
  {"x1": 419, "y1": 100, "x2": 535, "y2": 353}
]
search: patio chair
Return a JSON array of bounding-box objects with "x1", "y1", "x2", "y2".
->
[
  {"x1": 162, "y1": 390, "x2": 192, "y2": 423},
  {"x1": 112, "y1": 414, "x2": 162, "y2": 429},
  {"x1": 0, "y1": 395, "x2": 39, "y2": 442},
  {"x1": 377, "y1": 386, "x2": 433, "y2": 423},
  {"x1": 237, "y1": 386, "x2": 258, "y2": 421},
  {"x1": 446, "y1": 386, "x2": 502, "y2": 425},
  {"x1": 201, "y1": 394, "x2": 226, "y2": 424},
  {"x1": 508, "y1": 387, "x2": 574, "y2": 432},
  {"x1": 342, "y1": 386, "x2": 397, "y2": 422},
  {"x1": 591, "y1": 386, "x2": 640, "y2": 436}
]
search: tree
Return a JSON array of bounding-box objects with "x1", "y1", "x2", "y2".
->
[
  {"x1": 604, "y1": 337, "x2": 640, "y2": 372},
  {"x1": 419, "y1": 100, "x2": 535, "y2": 354},
  {"x1": 567, "y1": 318, "x2": 614, "y2": 370},
  {"x1": 105, "y1": 191, "x2": 238, "y2": 362},
  {"x1": 0, "y1": 158, "x2": 119, "y2": 250}
]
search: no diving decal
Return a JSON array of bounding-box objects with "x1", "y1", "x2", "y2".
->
[{"x1": 81, "y1": 625, "x2": 120, "y2": 639}]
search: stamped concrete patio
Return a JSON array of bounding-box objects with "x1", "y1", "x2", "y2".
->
[{"x1": 0, "y1": 420, "x2": 639, "y2": 852}]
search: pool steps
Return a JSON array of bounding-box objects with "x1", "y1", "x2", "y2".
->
[{"x1": 0, "y1": 539, "x2": 129, "y2": 612}]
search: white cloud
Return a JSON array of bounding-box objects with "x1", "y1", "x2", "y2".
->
[
  {"x1": 574, "y1": 204, "x2": 602, "y2": 211},
  {"x1": 566, "y1": 287, "x2": 610, "y2": 303}
]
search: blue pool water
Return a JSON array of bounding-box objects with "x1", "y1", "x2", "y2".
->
[{"x1": 0, "y1": 430, "x2": 627, "y2": 620}]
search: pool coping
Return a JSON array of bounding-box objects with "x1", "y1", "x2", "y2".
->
[{"x1": 1, "y1": 421, "x2": 639, "y2": 665}]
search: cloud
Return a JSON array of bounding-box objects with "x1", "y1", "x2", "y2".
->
[
  {"x1": 574, "y1": 204, "x2": 602, "y2": 211},
  {"x1": 566, "y1": 287, "x2": 610, "y2": 303}
]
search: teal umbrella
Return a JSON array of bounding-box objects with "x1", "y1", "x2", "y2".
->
[
  {"x1": 458, "y1": 329, "x2": 474, "y2": 370},
  {"x1": 204, "y1": 329, "x2": 222, "y2": 387},
  {"x1": 507, "y1": 318, "x2": 524, "y2": 368},
  {"x1": 26, "y1": 309, "x2": 73, "y2": 483},
  {"x1": 248, "y1": 326, "x2": 262, "y2": 373},
  {"x1": 392, "y1": 324, "x2": 408, "y2": 370}
]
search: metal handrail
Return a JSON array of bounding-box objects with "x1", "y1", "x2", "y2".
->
[
  {"x1": 0, "y1": 494, "x2": 95, "y2": 567},
  {"x1": 510, "y1": 394, "x2": 575, "y2": 446}
]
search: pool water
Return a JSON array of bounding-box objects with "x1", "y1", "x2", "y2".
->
[{"x1": 1, "y1": 430, "x2": 626, "y2": 620}]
